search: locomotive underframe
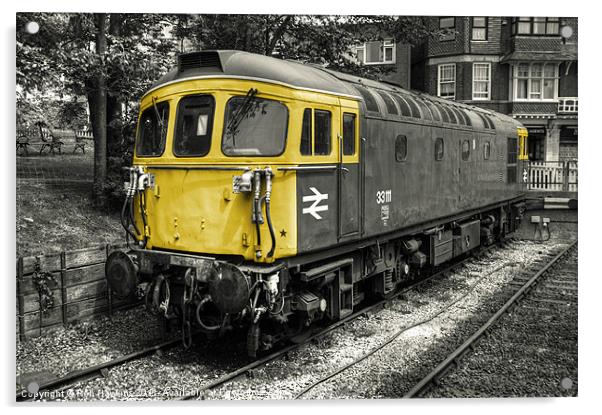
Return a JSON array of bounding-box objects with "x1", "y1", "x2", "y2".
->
[{"x1": 112, "y1": 196, "x2": 524, "y2": 356}]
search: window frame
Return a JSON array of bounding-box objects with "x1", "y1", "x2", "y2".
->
[
  {"x1": 439, "y1": 17, "x2": 455, "y2": 29},
  {"x1": 472, "y1": 62, "x2": 491, "y2": 101},
  {"x1": 173, "y1": 94, "x2": 215, "y2": 158},
  {"x1": 313, "y1": 109, "x2": 332, "y2": 156},
  {"x1": 512, "y1": 17, "x2": 560, "y2": 36},
  {"x1": 512, "y1": 62, "x2": 558, "y2": 102},
  {"x1": 438, "y1": 63, "x2": 456, "y2": 100},
  {"x1": 483, "y1": 141, "x2": 491, "y2": 160},
  {"x1": 395, "y1": 134, "x2": 408, "y2": 162},
  {"x1": 471, "y1": 17, "x2": 488, "y2": 41},
  {"x1": 342, "y1": 112, "x2": 357, "y2": 156},
  {"x1": 135, "y1": 100, "x2": 170, "y2": 158},
  {"x1": 300, "y1": 108, "x2": 333, "y2": 156},
  {"x1": 353, "y1": 39, "x2": 396, "y2": 65},
  {"x1": 221, "y1": 95, "x2": 289, "y2": 157},
  {"x1": 461, "y1": 139, "x2": 471, "y2": 161},
  {"x1": 507, "y1": 137, "x2": 518, "y2": 183},
  {"x1": 435, "y1": 137, "x2": 445, "y2": 161},
  {"x1": 220, "y1": 95, "x2": 291, "y2": 157}
]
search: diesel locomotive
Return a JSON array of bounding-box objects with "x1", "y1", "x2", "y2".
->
[{"x1": 105, "y1": 50, "x2": 529, "y2": 356}]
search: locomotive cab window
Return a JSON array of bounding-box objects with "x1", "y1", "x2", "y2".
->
[
  {"x1": 461, "y1": 140, "x2": 470, "y2": 161},
  {"x1": 343, "y1": 113, "x2": 356, "y2": 155},
  {"x1": 300, "y1": 109, "x2": 312, "y2": 155},
  {"x1": 136, "y1": 101, "x2": 169, "y2": 157},
  {"x1": 435, "y1": 137, "x2": 444, "y2": 161},
  {"x1": 395, "y1": 135, "x2": 408, "y2": 162},
  {"x1": 300, "y1": 108, "x2": 332, "y2": 156},
  {"x1": 222, "y1": 95, "x2": 288, "y2": 156},
  {"x1": 507, "y1": 137, "x2": 518, "y2": 183},
  {"x1": 174, "y1": 95, "x2": 215, "y2": 157}
]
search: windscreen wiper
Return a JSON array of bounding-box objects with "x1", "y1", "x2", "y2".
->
[
  {"x1": 226, "y1": 88, "x2": 258, "y2": 136},
  {"x1": 151, "y1": 96, "x2": 166, "y2": 135}
]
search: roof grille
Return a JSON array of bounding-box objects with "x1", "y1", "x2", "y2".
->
[{"x1": 177, "y1": 51, "x2": 222, "y2": 72}]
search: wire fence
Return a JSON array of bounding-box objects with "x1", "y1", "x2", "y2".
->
[{"x1": 17, "y1": 151, "x2": 94, "y2": 185}]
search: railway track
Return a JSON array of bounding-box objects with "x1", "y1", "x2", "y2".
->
[
  {"x1": 176, "y1": 239, "x2": 513, "y2": 400},
  {"x1": 16, "y1": 337, "x2": 183, "y2": 402},
  {"x1": 403, "y1": 239, "x2": 577, "y2": 398},
  {"x1": 17, "y1": 238, "x2": 517, "y2": 402}
]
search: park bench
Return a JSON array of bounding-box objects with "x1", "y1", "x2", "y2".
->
[
  {"x1": 49, "y1": 129, "x2": 93, "y2": 154},
  {"x1": 17, "y1": 126, "x2": 93, "y2": 155},
  {"x1": 16, "y1": 124, "x2": 57, "y2": 155}
]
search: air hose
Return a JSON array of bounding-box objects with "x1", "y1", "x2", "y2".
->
[
  {"x1": 266, "y1": 199, "x2": 276, "y2": 258},
  {"x1": 264, "y1": 168, "x2": 276, "y2": 258}
]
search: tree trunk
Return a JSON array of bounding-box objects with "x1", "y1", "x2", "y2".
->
[
  {"x1": 107, "y1": 14, "x2": 123, "y2": 160},
  {"x1": 89, "y1": 13, "x2": 108, "y2": 207}
]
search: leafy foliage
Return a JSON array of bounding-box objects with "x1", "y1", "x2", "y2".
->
[{"x1": 16, "y1": 13, "x2": 434, "y2": 207}]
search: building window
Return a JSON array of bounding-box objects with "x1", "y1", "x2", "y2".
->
[
  {"x1": 438, "y1": 64, "x2": 456, "y2": 100},
  {"x1": 439, "y1": 17, "x2": 455, "y2": 29},
  {"x1": 471, "y1": 17, "x2": 488, "y2": 40},
  {"x1": 512, "y1": 17, "x2": 560, "y2": 35},
  {"x1": 513, "y1": 62, "x2": 558, "y2": 101},
  {"x1": 354, "y1": 39, "x2": 395, "y2": 65},
  {"x1": 438, "y1": 17, "x2": 456, "y2": 41},
  {"x1": 472, "y1": 63, "x2": 491, "y2": 100}
]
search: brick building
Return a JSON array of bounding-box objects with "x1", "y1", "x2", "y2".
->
[{"x1": 410, "y1": 16, "x2": 578, "y2": 162}]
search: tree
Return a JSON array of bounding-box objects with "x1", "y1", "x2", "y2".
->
[
  {"x1": 17, "y1": 12, "x2": 177, "y2": 207},
  {"x1": 16, "y1": 13, "x2": 434, "y2": 207}
]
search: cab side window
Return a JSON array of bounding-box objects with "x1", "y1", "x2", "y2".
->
[
  {"x1": 300, "y1": 109, "x2": 312, "y2": 155},
  {"x1": 301, "y1": 108, "x2": 332, "y2": 156},
  {"x1": 343, "y1": 113, "x2": 356, "y2": 155},
  {"x1": 314, "y1": 110, "x2": 331, "y2": 155}
]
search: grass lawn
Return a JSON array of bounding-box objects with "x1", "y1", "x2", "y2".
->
[{"x1": 16, "y1": 153, "x2": 124, "y2": 257}]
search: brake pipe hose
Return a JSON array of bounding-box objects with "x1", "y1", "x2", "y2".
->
[{"x1": 264, "y1": 168, "x2": 276, "y2": 258}]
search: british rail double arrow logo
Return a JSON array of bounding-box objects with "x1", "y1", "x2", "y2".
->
[{"x1": 302, "y1": 187, "x2": 329, "y2": 220}]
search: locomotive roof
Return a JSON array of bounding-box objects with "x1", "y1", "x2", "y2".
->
[
  {"x1": 144, "y1": 50, "x2": 520, "y2": 129},
  {"x1": 145, "y1": 50, "x2": 361, "y2": 99}
]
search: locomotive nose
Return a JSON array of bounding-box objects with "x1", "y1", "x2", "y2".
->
[{"x1": 105, "y1": 251, "x2": 139, "y2": 298}]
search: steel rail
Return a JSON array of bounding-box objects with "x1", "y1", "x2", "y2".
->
[
  {"x1": 403, "y1": 240, "x2": 577, "y2": 398},
  {"x1": 177, "y1": 240, "x2": 510, "y2": 401},
  {"x1": 16, "y1": 336, "x2": 184, "y2": 402}
]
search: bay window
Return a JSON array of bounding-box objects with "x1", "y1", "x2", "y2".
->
[{"x1": 513, "y1": 62, "x2": 558, "y2": 101}]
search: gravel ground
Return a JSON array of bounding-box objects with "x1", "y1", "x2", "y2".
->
[
  {"x1": 202, "y1": 240, "x2": 568, "y2": 400},
  {"x1": 422, "y1": 246, "x2": 578, "y2": 398},
  {"x1": 16, "y1": 305, "x2": 175, "y2": 389},
  {"x1": 17, "y1": 239, "x2": 571, "y2": 401}
]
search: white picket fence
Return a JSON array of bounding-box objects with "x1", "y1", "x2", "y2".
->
[{"x1": 528, "y1": 161, "x2": 578, "y2": 192}]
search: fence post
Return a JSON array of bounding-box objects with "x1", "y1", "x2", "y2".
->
[
  {"x1": 60, "y1": 251, "x2": 67, "y2": 327},
  {"x1": 17, "y1": 257, "x2": 26, "y2": 342},
  {"x1": 106, "y1": 244, "x2": 113, "y2": 319}
]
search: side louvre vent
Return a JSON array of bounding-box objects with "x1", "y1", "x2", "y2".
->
[{"x1": 178, "y1": 51, "x2": 222, "y2": 72}]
